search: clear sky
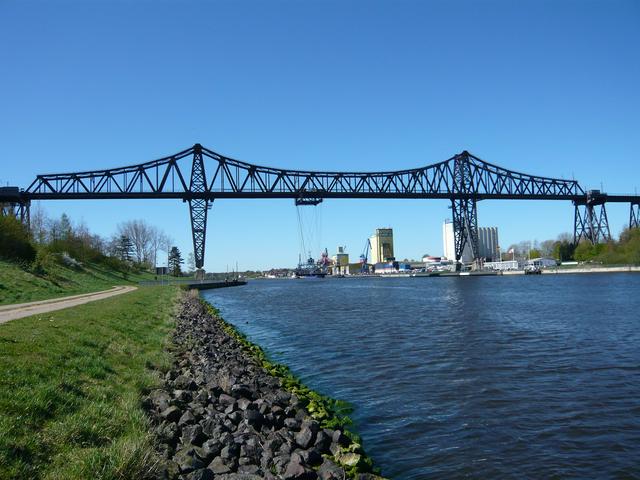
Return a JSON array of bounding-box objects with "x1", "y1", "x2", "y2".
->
[{"x1": 1, "y1": 0, "x2": 639, "y2": 271}]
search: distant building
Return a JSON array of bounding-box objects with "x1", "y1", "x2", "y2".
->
[
  {"x1": 526, "y1": 257, "x2": 558, "y2": 268},
  {"x1": 484, "y1": 260, "x2": 519, "y2": 271},
  {"x1": 442, "y1": 220, "x2": 499, "y2": 263},
  {"x1": 369, "y1": 228, "x2": 394, "y2": 264},
  {"x1": 331, "y1": 246, "x2": 350, "y2": 275}
]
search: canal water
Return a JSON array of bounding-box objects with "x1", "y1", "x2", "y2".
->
[{"x1": 202, "y1": 274, "x2": 640, "y2": 479}]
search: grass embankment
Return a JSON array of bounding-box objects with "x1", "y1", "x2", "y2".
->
[
  {"x1": 0, "y1": 286, "x2": 178, "y2": 479},
  {"x1": 0, "y1": 259, "x2": 155, "y2": 306}
]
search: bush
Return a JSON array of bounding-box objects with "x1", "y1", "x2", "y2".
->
[
  {"x1": 0, "y1": 216, "x2": 36, "y2": 263},
  {"x1": 61, "y1": 252, "x2": 83, "y2": 270},
  {"x1": 574, "y1": 228, "x2": 640, "y2": 265},
  {"x1": 31, "y1": 247, "x2": 58, "y2": 275}
]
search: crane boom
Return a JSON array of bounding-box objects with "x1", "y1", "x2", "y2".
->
[{"x1": 359, "y1": 238, "x2": 372, "y2": 273}]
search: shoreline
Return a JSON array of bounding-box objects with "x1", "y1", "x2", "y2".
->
[
  {"x1": 145, "y1": 291, "x2": 385, "y2": 479},
  {"x1": 257, "y1": 265, "x2": 640, "y2": 280}
]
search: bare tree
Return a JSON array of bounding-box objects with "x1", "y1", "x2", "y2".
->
[
  {"x1": 186, "y1": 252, "x2": 196, "y2": 273},
  {"x1": 557, "y1": 232, "x2": 573, "y2": 243},
  {"x1": 30, "y1": 203, "x2": 49, "y2": 244},
  {"x1": 75, "y1": 220, "x2": 92, "y2": 248},
  {"x1": 148, "y1": 226, "x2": 164, "y2": 267},
  {"x1": 106, "y1": 234, "x2": 121, "y2": 258},
  {"x1": 159, "y1": 233, "x2": 174, "y2": 268},
  {"x1": 540, "y1": 239, "x2": 556, "y2": 257},
  {"x1": 118, "y1": 220, "x2": 153, "y2": 264}
]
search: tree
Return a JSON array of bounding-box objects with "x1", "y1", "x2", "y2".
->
[
  {"x1": 168, "y1": 246, "x2": 183, "y2": 276},
  {"x1": 59, "y1": 213, "x2": 73, "y2": 241},
  {"x1": 186, "y1": 252, "x2": 196, "y2": 273},
  {"x1": 159, "y1": 233, "x2": 173, "y2": 267},
  {"x1": 148, "y1": 226, "x2": 163, "y2": 267},
  {"x1": 540, "y1": 239, "x2": 556, "y2": 257},
  {"x1": 0, "y1": 215, "x2": 36, "y2": 263},
  {"x1": 551, "y1": 238, "x2": 576, "y2": 261},
  {"x1": 574, "y1": 241, "x2": 606, "y2": 262},
  {"x1": 117, "y1": 235, "x2": 134, "y2": 262},
  {"x1": 118, "y1": 220, "x2": 153, "y2": 264},
  {"x1": 30, "y1": 204, "x2": 48, "y2": 244},
  {"x1": 529, "y1": 248, "x2": 542, "y2": 259}
]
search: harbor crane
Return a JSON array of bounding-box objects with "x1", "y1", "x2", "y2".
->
[{"x1": 360, "y1": 238, "x2": 372, "y2": 273}]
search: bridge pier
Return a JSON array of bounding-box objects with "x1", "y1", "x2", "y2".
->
[
  {"x1": 451, "y1": 198, "x2": 480, "y2": 270},
  {"x1": 0, "y1": 186, "x2": 30, "y2": 231},
  {"x1": 573, "y1": 191, "x2": 611, "y2": 244},
  {"x1": 452, "y1": 152, "x2": 480, "y2": 270},
  {"x1": 630, "y1": 202, "x2": 640, "y2": 229},
  {"x1": 0, "y1": 202, "x2": 30, "y2": 227},
  {"x1": 188, "y1": 144, "x2": 210, "y2": 271},
  {"x1": 188, "y1": 198, "x2": 210, "y2": 270}
]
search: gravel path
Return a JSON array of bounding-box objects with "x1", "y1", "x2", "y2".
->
[{"x1": 0, "y1": 286, "x2": 137, "y2": 324}]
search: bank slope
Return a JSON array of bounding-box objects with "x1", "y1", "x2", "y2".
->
[{"x1": 0, "y1": 259, "x2": 154, "y2": 306}]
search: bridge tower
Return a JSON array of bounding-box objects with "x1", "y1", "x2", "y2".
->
[
  {"x1": 573, "y1": 190, "x2": 611, "y2": 244},
  {"x1": 451, "y1": 151, "x2": 480, "y2": 270},
  {"x1": 630, "y1": 202, "x2": 640, "y2": 229},
  {"x1": 188, "y1": 144, "x2": 211, "y2": 278}
]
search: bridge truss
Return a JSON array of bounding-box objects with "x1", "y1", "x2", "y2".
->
[{"x1": 2, "y1": 144, "x2": 639, "y2": 270}]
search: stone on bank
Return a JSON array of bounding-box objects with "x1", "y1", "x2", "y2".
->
[{"x1": 143, "y1": 292, "x2": 386, "y2": 480}]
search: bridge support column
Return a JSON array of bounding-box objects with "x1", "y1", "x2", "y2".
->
[
  {"x1": 574, "y1": 202, "x2": 611, "y2": 244},
  {"x1": 0, "y1": 200, "x2": 30, "y2": 230},
  {"x1": 188, "y1": 198, "x2": 210, "y2": 271},
  {"x1": 452, "y1": 152, "x2": 480, "y2": 271},
  {"x1": 451, "y1": 198, "x2": 480, "y2": 271},
  {"x1": 630, "y1": 202, "x2": 640, "y2": 229},
  {"x1": 188, "y1": 143, "x2": 210, "y2": 273}
]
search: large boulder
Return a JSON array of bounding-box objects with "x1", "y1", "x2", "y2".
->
[
  {"x1": 318, "y1": 458, "x2": 346, "y2": 480},
  {"x1": 160, "y1": 405, "x2": 182, "y2": 423}
]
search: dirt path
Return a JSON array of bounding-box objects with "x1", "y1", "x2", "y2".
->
[{"x1": 0, "y1": 286, "x2": 138, "y2": 324}]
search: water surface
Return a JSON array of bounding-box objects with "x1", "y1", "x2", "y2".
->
[{"x1": 202, "y1": 274, "x2": 640, "y2": 479}]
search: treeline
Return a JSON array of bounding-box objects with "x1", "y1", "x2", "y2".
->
[
  {"x1": 508, "y1": 227, "x2": 640, "y2": 265},
  {"x1": 0, "y1": 206, "x2": 188, "y2": 275}
]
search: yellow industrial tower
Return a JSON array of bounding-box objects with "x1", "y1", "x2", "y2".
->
[{"x1": 369, "y1": 228, "x2": 394, "y2": 264}]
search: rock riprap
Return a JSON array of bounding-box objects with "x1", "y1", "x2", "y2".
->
[{"x1": 144, "y1": 293, "x2": 385, "y2": 480}]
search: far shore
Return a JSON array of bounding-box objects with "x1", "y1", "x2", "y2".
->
[{"x1": 257, "y1": 265, "x2": 640, "y2": 280}]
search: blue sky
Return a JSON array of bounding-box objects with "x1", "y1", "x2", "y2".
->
[{"x1": 1, "y1": 0, "x2": 639, "y2": 271}]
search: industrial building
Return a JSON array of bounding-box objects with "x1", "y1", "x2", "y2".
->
[
  {"x1": 442, "y1": 220, "x2": 499, "y2": 263},
  {"x1": 331, "y1": 246, "x2": 350, "y2": 275},
  {"x1": 369, "y1": 228, "x2": 394, "y2": 264}
]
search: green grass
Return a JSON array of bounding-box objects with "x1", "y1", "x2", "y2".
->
[
  {"x1": 0, "y1": 286, "x2": 178, "y2": 479},
  {"x1": 0, "y1": 259, "x2": 156, "y2": 306}
]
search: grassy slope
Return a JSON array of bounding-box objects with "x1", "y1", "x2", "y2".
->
[
  {"x1": 0, "y1": 286, "x2": 177, "y2": 480},
  {"x1": 0, "y1": 260, "x2": 155, "y2": 305}
]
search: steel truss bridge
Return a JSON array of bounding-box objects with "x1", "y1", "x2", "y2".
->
[{"x1": 2, "y1": 143, "x2": 639, "y2": 271}]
